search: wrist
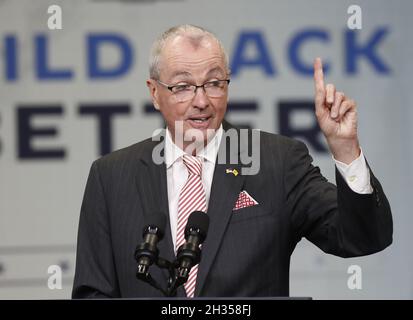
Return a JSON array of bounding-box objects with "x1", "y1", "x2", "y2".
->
[{"x1": 329, "y1": 138, "x2": 360, "y2": 164}]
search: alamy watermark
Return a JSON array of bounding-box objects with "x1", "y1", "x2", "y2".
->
[
  {"x1": 347, "y1": 264, "x2": 362, "y2": 290},
  {"x1": 47, "y1": 5, "x2": 62, "y2": 30},
  {"x1": 151, "y1": 121, "x2": 261, "y2": 176},
  {"x1": 47, "y1": 265, "x2": 62, "y2": 290},
  {"x1": 347, "y1": 5, "x2": 362, "y2": 30}
]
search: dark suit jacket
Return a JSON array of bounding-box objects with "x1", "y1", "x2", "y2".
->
[{"x1": 72, "y1": 122, "x2": 392, "y2": 298}]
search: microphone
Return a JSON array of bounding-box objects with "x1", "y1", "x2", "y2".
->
[
  {"x1": 169, "y1": 211, "x2": 209, "y2": 295},
  {"x1": 134, "y1": 213, "x2": 166, "y2": 278}
]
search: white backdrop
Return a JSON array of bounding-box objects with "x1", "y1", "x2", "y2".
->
[{"x1": 0, "y1": 0, "x2": 411, "y2": 299}]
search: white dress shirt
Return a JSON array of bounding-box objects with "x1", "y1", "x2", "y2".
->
[{"x1": 164, "y1": 125, "x2": 372, "y2": 250}]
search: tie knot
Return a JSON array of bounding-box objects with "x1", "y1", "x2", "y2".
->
[{"x1": 182, "y1": 155, "x2": 203, "y2": 176}]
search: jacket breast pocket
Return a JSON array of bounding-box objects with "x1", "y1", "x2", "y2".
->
[{"x1": 230, "y1": 205, "x2": 272, "y2": 224}]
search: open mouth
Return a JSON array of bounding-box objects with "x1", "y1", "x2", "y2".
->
[
  {"x1": 191, "y1": 118, "x2": 208, "y2": 123},
  {"x1": 187, "y1": 115, "x2": 212, "y2": 128},
  {"x1": 188, "y1": 115, "x2": 211, "y2": 122}
]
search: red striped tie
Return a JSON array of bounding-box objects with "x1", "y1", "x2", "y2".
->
[{"x1": 176, "y1": 155, "x2": 207, "y2": 298}]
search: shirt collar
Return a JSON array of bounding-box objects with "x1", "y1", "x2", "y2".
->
[{"x1": 165, "y1": 124, "x2": 223, "y2": 169}]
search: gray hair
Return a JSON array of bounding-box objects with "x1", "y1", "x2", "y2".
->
[{"x1": 149, "y1": 24, "x2": 229, "y2": 80}]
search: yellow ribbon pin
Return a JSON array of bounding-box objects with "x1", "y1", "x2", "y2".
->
[{"x1": 226, "y1": 168, "x2": 239, "y2": 176}]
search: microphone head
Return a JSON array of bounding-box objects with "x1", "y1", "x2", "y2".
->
[
  {"x1": 143, "y1": 212, "x2": 166, "y2": 239},
  {"x1": 185, "y1": 211, "x2": 209, "y2": 242}
]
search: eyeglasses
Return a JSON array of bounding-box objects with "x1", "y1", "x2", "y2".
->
[{"x1": 156, "y1": 79, "x2": 230, "y2": 102}]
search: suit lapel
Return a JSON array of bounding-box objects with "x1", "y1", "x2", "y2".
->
[{"x1": 195, "y1": 123, "x2": 248, "y2": 296}]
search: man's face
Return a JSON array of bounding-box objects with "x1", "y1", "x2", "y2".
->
[{"x1": 147, "y1": 35, "x2": 229, "y2": 150}]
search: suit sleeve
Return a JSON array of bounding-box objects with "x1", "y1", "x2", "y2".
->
[
  {"x1": 284, "y1": 139, "x2": 393, "y2": 257},
  {"x1": 72, "y1": 161, "x2": 120, "y2": 298}
]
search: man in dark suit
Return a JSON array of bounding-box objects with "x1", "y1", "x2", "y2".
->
[{"x1": 72, "y1": 25, "x2": 392, "y2": 298}]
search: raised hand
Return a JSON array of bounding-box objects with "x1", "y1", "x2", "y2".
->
[{"x1": 314, "y1": 57, "x2": 360, "y2": 164}]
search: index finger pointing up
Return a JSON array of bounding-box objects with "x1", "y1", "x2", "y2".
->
[{"x1": 314, "y1": 57, "x2": 325, "y2": 93}]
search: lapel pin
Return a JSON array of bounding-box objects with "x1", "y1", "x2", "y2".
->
[{"x1": 226, "y1": 168, "x2": 239, "y2": 176}]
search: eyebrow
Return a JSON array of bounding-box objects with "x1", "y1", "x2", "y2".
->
[
  {"x1": 169, "y1": 67, "x2": 226, "y2": 82},
  {"x1": 170, "y1": 71, "x2": 192, "y2": 79},
  {"x1": 206, "y1": 66, "x2": 226, "y2": 77}
]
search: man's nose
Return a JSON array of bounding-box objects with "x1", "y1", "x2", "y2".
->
[{"x1": 192, "y1": 86, "x2": 209, "y2": 109}]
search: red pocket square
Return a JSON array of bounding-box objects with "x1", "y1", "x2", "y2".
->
[{"x1": 233, "y1": 191, "x2": 258, "y2": 211}]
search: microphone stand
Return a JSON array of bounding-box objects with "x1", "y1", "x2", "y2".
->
[
  {"x1": 136, "y1": 267, "x2": 169, "y2": 297},
  {"x1": 157, "y1": 257, "x2": 178, "y2": 297},
  {"x1": 135, "y1": 255, "x2": 178, "y2": 297}
]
